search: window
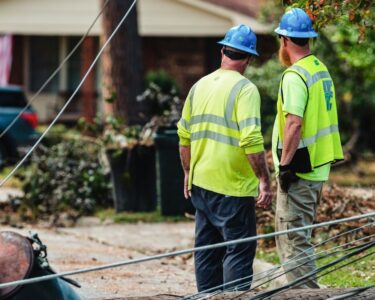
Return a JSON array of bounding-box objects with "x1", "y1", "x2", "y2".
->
[{"x1": 29, "y1": 36, "x2": 59, "y2": 93}]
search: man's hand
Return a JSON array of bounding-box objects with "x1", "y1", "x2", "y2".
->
[
  {"x1": 183, "y1": 171, "x2": 191, "y2": 199},
  {"x1": 247, "y1": 151, "x2": 273, "y2": 209},
  {"x1": 278, "y1": 165, "x2": 298, "y2": 193},
  {"x1": 257, "y1": 180, "x2": 273, "y2": 209}
]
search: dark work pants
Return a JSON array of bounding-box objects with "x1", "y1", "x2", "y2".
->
[{"x1": 191, "y1": 185, "x2": 257, "y2": 292}]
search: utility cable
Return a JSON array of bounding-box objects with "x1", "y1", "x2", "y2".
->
[
  {"x1": 0, "y1": 0, "x2": 110, "y2": 139},
  {"x1": 0, "y1": 212, "x2": 373, "y2": 291},
  {"x1": 326, "y1": 284, "x2": 375, "y2": 300},
  {"x1": 0, "y1": 0, "x2": 138, "y2": 188},
  {"x1": 230, "y1": 232, "x2": 375, "y2": 293},
  {"x1": 233, "y1": 238, "x2": 375, "y2": 298},
  {"x1": 196, "y1": 235, "x2": 375, "y2": 300},
  {"x1": 259, "y1": 250, "x2": 375, "y2": 300},
  {"x1": 183, "y1": 222, "x2": 375, "y2": 300},
  {"x1": 238, "y1": 240, "x2": 375, "y2": 300}
]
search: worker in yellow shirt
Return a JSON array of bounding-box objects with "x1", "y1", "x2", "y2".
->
[
  {"x1": 272, "y1": 8, "x2": 344, "y2": 288},
  {"x1": 177, "y1": 24, "x2": 273, "y2": 292}
]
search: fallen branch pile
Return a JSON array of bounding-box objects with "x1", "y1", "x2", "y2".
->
[{"x1": 257, "y1": 184, "x2": 375, "y2": 247}]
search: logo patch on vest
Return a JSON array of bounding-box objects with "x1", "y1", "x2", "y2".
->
[{"x1": 323, "y1": 80, "x2": 333, "y2": 111}]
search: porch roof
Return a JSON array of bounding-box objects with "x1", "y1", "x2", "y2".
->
[{"x1": 0, "y1": 0, "x2": 271, "y2": 37}]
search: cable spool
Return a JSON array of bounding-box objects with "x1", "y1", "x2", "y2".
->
[{"x1": 0, "y1": 232, "x2": 34, "y2": 299}]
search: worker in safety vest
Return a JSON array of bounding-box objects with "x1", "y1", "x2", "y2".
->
[
  {"x1": 272, "y1": 8, "x2": 344, "y2": 288},
  {"x1": 177, "y1": 24, "x2": 273, "y2": 292}
]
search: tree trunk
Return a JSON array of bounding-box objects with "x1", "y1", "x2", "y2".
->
[{"x1": 101, "y1": 0, "x2": 143, "y2": 125}]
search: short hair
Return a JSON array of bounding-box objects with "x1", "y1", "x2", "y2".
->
[{"x1": 290, "y1": 37, "x2": 309, "y2": 47}]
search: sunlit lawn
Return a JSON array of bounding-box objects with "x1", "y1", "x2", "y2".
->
[
  {"x1": 95, "y1": 208, "x2": 192, "y2": 223},
  {"x1": 329, "y1": 158, "x2": 375, "y2": 186},
  {"x1": 256, "y1": 243, "x2": 375, "y2": 288}
]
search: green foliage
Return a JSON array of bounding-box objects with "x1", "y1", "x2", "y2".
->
[
  {"x1": 312, "y1": 28, "x2": 375, "y2": 148},
  {"x1": 19, "y1": 139, "x2": 112, "y2": 221},
  {"x1": 256, "y1": 245, "x2": 375, "y2": 287},
  {"x1": 317, "y1": 247, "x2": 375, "y2": 287},
  {"x1": 283, "y1": 0, "x2": 374, "y2": 42},
  {"x1": 78, "y1": 115, "x2": 143, "y2": 149},
  {"x1": 96, "y1": 208, "x2": 190, "y2": 223},
  {"x1": 251, "y1": 0, "x2": 375, "y2": 150},
  {"x1": 137, "y1": 69, "x2": 182, "y2": 125},
  {"x1": 245, "y1": 57, "x2": 284, "y2": 146}
]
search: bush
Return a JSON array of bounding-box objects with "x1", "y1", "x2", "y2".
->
[
  {"x1": 137, "y1": 69, "x2": 182, "y2": 126},
  {"x1": 245, "y1": 56, "x2": 284, "y2": 146},
  {"x1": 18, "y1": 138, "x2": 112, "y2": 223}
]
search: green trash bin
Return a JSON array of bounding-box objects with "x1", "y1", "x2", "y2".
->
[{"x1": 154, "y1": 127, "x2": 195, "y2": 216}]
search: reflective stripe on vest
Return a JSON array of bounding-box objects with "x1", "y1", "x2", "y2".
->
[
  {"x1": 290, "y1": 65, "x2": 331, "y2": 88},
  {"x1": 187, "y1": 78, "x2": 259, "y2": 146},
  {"x1": 191, "y1": 130, "x2": 239, "y2": 146},
  {"x1": 179, "y1": 118, "x2": 190, "y2": 130},
  {"x1": 278, "y1": 124, "x2": 339, "y2": 149}
]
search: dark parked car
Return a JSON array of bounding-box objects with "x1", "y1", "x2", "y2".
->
[{"x1": 0, "y1": 86, "x2": 39, "y2": 166}]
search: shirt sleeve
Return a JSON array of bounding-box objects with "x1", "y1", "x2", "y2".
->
[
  {"x1": 282, "y1": 71, "x2": 308, "y2": 117},
  {"x1": 177, "y1": 89, "x2": 193, "y2": 146},
  {"x1": 235, "y1": 83, "x2": 264, "y2": 154}
]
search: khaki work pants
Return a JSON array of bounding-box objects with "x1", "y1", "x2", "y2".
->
[{"x1": 275, "y1": 178, "x2": 324, "y2": 289}]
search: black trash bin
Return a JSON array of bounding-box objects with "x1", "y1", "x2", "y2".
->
[
  {"x1": 106, "y1": 145, "x2": 156, "y2": 212},
  {"x1": 154, "y1": 127, "x2": 195, "y2": 216}
]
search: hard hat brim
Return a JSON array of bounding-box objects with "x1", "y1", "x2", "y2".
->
[
  {"x1": 217, "y1": 40, "x2": 259, "y2": 56},
  {"x1": 275, "y1": 27, "x2": 318, "y2": 38}
]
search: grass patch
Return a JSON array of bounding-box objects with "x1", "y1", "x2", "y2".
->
[
  {"x1": 256, "y1": 245, "x2": 374, "y2": 288},
  {"x1": 95, "y1": 208, "x2": 192, "y2": 223},
  {"x1": 317, "y1": 248, "x2": 375, "y2": 288},
  {"x1": 256, "y1": 248, "x2": 280, "y2": 265},
  {"x1": 329, "y1": 158, "x2": 375, "y2": 186}
]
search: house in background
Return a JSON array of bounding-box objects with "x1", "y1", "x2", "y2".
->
[{"x1": 0, "y1": 0, "x2": 276, "y2": 123}]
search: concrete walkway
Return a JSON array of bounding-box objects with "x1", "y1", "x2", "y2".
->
[{"x1": 0, "y1": 220, "x2": 283, "y2": 299}]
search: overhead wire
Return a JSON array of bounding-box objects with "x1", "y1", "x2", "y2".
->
[
  {"x1": 192, "y1": 233, "x2": 375, "y2": 300},
  {"x1": 0, "y1": 0, "x2": 138, "y2": 188},
  {"x1": 259, "y1": 249, "x2": 375, "y2": 300},
  {"x1": 183, "y1": 221, "x2": 375, "y2": 300},
  {"x1": 236, "y1": 240, "x2": 375, "y2": 300},
  {"x1": 0, "y1": 0, "x2": 110, "y2": 139},
  {"x1": 0, "y1": 212, "x2": 373, "y2": 291},
  {"x1": 234, "y1": 238, "x2": 375, "y2": 298},
  {"x1": 0, "y1": 0, "x2": 372, "y2": 297},
  {"x1": 326, "y1": 284, "x2": 375, "y2": 300}
]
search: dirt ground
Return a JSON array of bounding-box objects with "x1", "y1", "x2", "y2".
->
[{"x1": 1, "y1": 220, "x2": 277, "y2": 299}]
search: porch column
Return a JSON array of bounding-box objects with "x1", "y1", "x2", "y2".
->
[{"x1": 80, "y1": 36, "x2": 96, "y2": 123}]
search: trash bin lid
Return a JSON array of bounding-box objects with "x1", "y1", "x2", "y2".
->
[{"x1": 0, "y1": 231, "x2": 34, "y2": 299}]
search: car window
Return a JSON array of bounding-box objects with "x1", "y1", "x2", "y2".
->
[{"x1": 0, "y1": 90, "x2": 28, "y2": 107}]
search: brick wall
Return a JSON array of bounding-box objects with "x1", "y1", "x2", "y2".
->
[{"x1": 142, "y1": 35, "x2": 277, "y2": 97}]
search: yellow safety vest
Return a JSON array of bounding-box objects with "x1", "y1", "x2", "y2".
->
[
  {"x1": 277, "y1": 55, "x2": 344, "y2": 172},
  {"x1": 177, "y1": 69, "x2": 264, "y2": 197}
]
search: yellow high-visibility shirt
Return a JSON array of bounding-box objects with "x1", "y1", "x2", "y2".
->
[{"x1": 177, "y1": 68, "x2": 264, "y2": 197}]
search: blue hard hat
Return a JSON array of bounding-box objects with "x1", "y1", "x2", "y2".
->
[
  {"x1": 275, "y1": 8, "x2": 318, "y2": 38},
  {"x1": 218, "y1": 24, "x2": 259, "y2": 56}
]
